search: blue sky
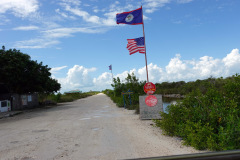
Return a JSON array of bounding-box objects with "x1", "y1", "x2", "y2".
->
[{"x1": 1, "y1": 0, "x2": 240, "y2": 92}]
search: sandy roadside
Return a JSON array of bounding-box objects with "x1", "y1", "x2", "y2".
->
[
  {"x1": 102, "y1": 93, "x2": 204, "y2": 158},
  {"x1": 115, "y1": 108, "x2": 203, "y2": 158},
  {"x1": 0, "y1": 93, "x2": 203, "y2": 160}
]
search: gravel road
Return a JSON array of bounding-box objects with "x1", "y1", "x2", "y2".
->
[{"x1": 0, "y1": 93, "x2": 201, "y2": 160}]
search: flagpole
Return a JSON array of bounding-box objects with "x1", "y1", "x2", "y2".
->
[
  {"x1": 111, "y1": 64, "x2": 113, "y2": 83},
  {"x1": 141, "y1": 6, "x2": 149, "y2": 83}
]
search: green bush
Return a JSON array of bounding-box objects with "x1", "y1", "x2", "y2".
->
[
  {"x1": 48, "y1": 92, "x2": 62, "y2": 102},
  {"x1": 182, "y1": 121, "x2": 214, "y2": 150},
  {"x1": 154, "y1": 74, "x2": 240, "y2": 151},
  {"x1": 112, "y1": 96, "x2": 124, "y2": 107},
  {"x1": 104, "y1": 88, "x2": 139, "y2": 110},
  {"x1": 58, "y1": 95, "x2": 74, "y2": 102},
  {"x1": 104, "y1": 73, "x2": 145, "y2": 113}
]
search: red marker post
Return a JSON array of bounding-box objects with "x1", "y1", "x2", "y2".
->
[
  {"x1": 145, "y1": 95, "x2": 158, "y2": 107},
  {"x1": 144, "y1": 82, "x2": 156, "y2": 95},
  {"x1": 144, "y1": 82, "x2": 158, "y2": 107}
]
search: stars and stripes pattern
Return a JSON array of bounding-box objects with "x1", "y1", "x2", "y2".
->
[{"x1": 126, "y1": 37, "x2": 145, "y2": 55}]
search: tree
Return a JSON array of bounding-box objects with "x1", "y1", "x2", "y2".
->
[
  {"x1": 0, "y1": 46, "x2": 60, "y2": 94},
  {"x1": 111, "y1": 77, "x2": 123, "y2": 96},
  {"x1": 125, "y1": 73, "x2": 145, "y2": 95}
]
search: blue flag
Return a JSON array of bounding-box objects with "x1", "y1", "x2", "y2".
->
[{"x1": 116, "y1": 7, "x2": 143, "y2": 25}]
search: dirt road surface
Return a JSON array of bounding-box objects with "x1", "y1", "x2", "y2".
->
[{"x1": 0, "y1": 93, "x2": 201, "y2": 160}]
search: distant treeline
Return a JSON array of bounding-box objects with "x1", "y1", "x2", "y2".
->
[
  {"x1": 155, "y1": 76, "x2": 228, "y2": 95},
  {"x1": 39, "y1": 91, "x2": 99, "y2": 105},
  {"x1": 104, "y1": 73, "x2": 238, "y2": 113}
]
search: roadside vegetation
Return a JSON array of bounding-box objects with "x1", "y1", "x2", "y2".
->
[
  {"x1": 103, "y1": 73, "x2": 145, "y2": 113},
  {"x1": 104, "y1": 73, "x2": 230, "y2": 114},
  {"x1": 155, "y1": 74, "x2": 240, "y2": 151},
  {"x1": 105, "y1": 72, "x2": 240, "y2": 151},
  {"x1": 39, "y1": 91, "x2": 100, "y2": 105}
]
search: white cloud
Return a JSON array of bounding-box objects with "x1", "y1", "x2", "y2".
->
[
  {"x1": 56, "y1": 0, "x2": 191, "y2": 28},
  {"x1": 15, "y1": 38, "x2": 60, "y2": 49},
  {"x1": 143, "y1": 0, "x2": 191, "y2": 13},
  {"x1": 60, "y1": 0, "x2": 81, "y2": 7},
  {"x1": 0, "y1": 15, "x2": 10, "y2": 25},
  {"x1": 102, "y1": 11, "x2": 118, "y2": 26},
  {"x1": 109, "y1": 1, "x2": 122, "y2": 12},
  {"x1": 50, "y1": 66, "x2": 68, "y2": 74},
  {"x1": 144, "y1": 0, "x2": 170, "y2": 13},
  {"x1": 59, "y1": 0, "x2": 102, "y2": 24},
  {"x1": 42, "y1": 27, "x2": 105, "y2": 38},
  {"x1": 93, "y1": 9, "x2": 99, "y2": 13},
  {"x1": 223, "y1": 49, "x2": 240, "y2": 67},
  {"x1": 166, "y1": 54, "x2": 187, "y2": 74},
  {"x1": 93, "y1": 72, "x2": 113, "y2": 91},
  {"x1": 83, "y1": 4, "x2": 91, "y2": 7},
  {"x1": 129, "y1": 64, "x2": 164, "y2": 82},
  {"x1": 53, "y1": 49, "x2": 240, "y2": 92},
  {"x1": 222, "y1": 48, "x2": 240, "y2": 75},
  {"x1": 56, "y1": 65, "x2": 97, "y2": 92},
  {"x1": 58, "y1": 0, "x2": 122, "y2": 27},
  {"x1": 65, "y1": 6, "x2": 101, "y2": 24},
  {"x1": 15, "y1": 26, "x2": 105, "y2": 48},
  {"x1": 114, "y1": 70, "x2": 133, "y2": 82},
  {"x1": 173, "y1": 20, "x2": 182, "y2": 24},
  {"x1": 13, "y1": 25, "x2": 39, "y2": 31},
  {"x1": 0, "y1": 0, "x2": 39, "y2": 17},
  {"x1": 177, "y1": 0, "x2": 193, "y2": 4},
  {"x1": 192, "y1": 56, "x2": 222, "y2": 78},
  {"x1": 143, "y1": 15, "x2": 150, "y2": 20},
  {"x1": 64, "y1": 6, "x2": 117, "y2": 26},
  {"x1": 56, "y1": 0, "x2": 161, "y2": 28},
  {"x1": 55, "y1": 9, "x2": 68, "y2": 18},
  {"x1": 3, "y1": 0, "x2": 195, "y2": 49}
]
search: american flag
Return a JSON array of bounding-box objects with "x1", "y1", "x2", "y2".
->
[{"x1": 126, "y1": 37, "x2": 145, "y2": 55}]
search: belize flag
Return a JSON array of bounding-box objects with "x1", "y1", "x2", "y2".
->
[{"x1": 116, "y1": 7, "x2": 143, "y2": 25}]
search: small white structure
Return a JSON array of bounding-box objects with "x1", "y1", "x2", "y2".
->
[{"x1": 0, "y1": 100, "x2": 11, "y2": 112}]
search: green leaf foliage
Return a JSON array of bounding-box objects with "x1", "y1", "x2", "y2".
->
[
  {"x1": 104, "y1": 73, "x2": 145, "y2": 112},
  {"x1": 155, "y1": 74, "x2": 240, "y2": 151},
  {"x1": 0, "y1": 46, "x2": 60, "y2": 94},
  {"x1": 105, "y1": 71, "x2": 240, "y2": 150}
]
